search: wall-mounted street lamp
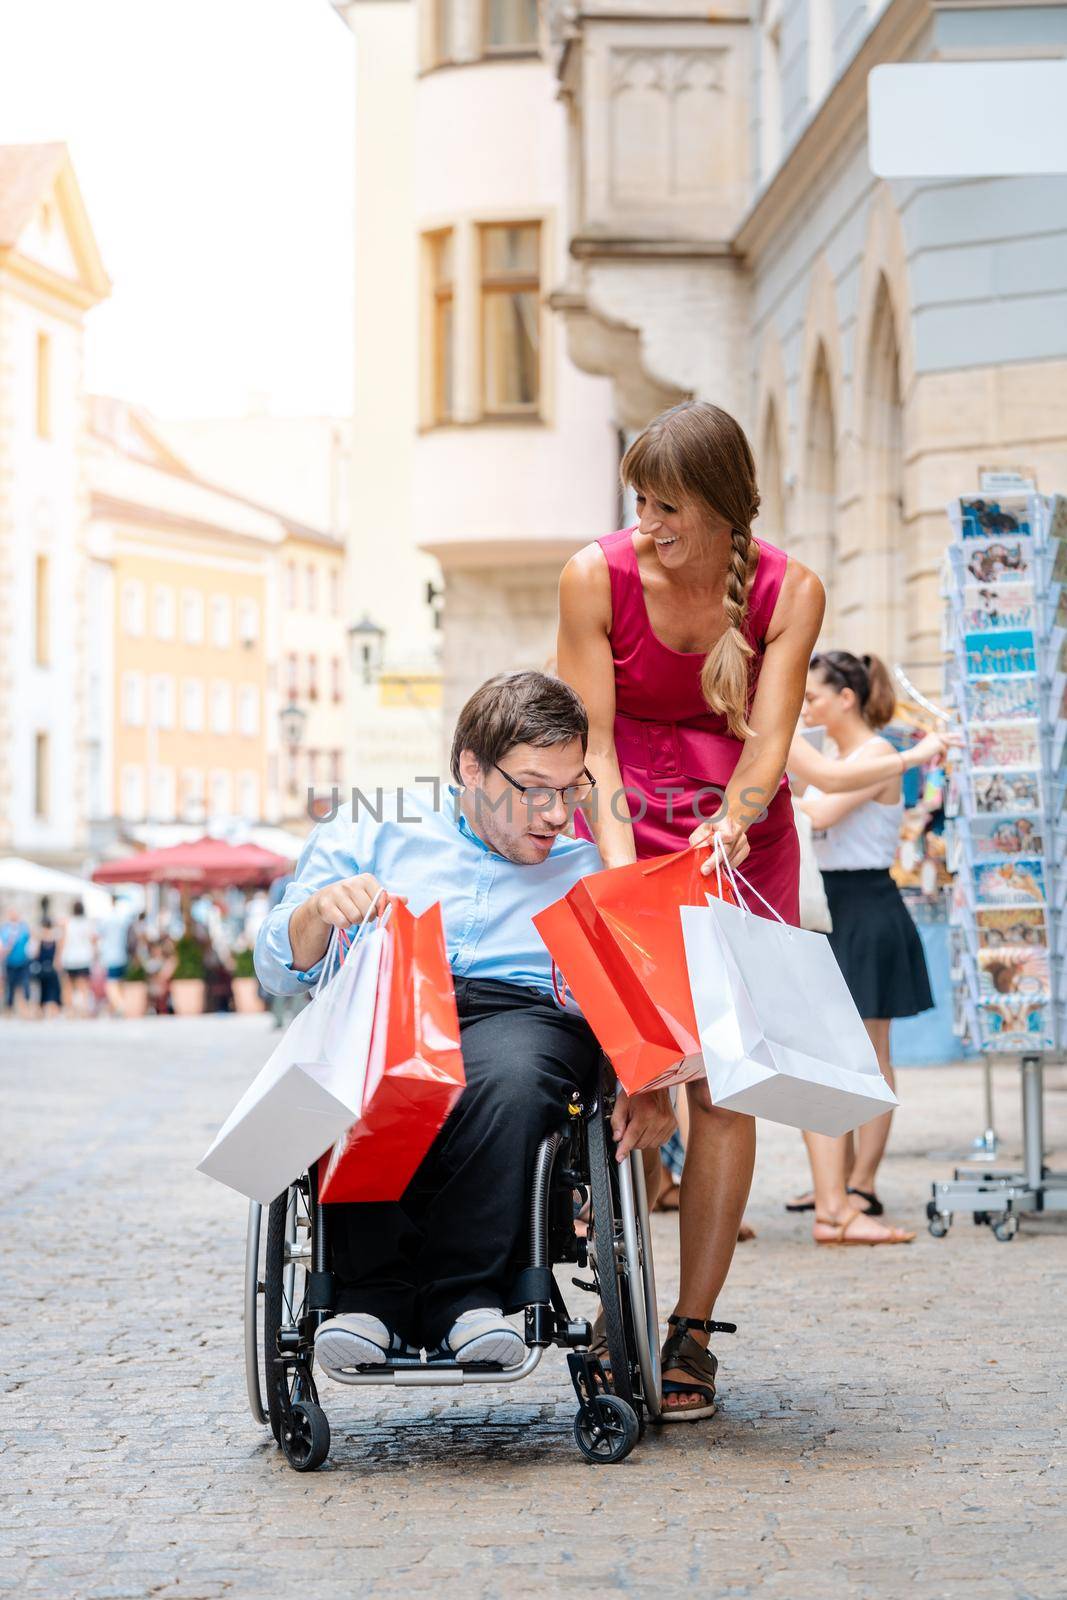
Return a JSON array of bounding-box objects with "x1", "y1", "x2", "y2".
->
[{"x1": 348, "y1": 613, "x2": 386, "y2": 685}]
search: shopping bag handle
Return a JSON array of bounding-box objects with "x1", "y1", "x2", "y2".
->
[
  {"x1": 313, "y1": 888, "x2": 391, "y2": 997},
  {"x1": 551, "y1": 959, "x2": 570, "y2": 1010},
  {"x1": 710, "y1": 837, "x2": 790, "y2": 928}
]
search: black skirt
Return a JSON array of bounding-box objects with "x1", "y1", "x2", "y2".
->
[{"x1": 821, "y1": 868, "x2": 934, "y2": 1021}]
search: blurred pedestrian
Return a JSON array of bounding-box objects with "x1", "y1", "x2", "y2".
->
[
  {"x1": 34, "y1": 915, "x2": 62, "y2": 1018},
  {"x1": 98, "y1": 894, "x2": 134, "y2": 1016},
  {"x1": 1, "y1": 906, "x2": 32, "y2": 1016},
  {"x1": 792, "y1": 650, "x2": 931, "y2": 1245},
  {"x1": 60, "y1": 900, "x2": 98, "y2": 1018}
]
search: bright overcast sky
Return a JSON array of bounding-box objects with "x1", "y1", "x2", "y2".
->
[{"x1": 0, "y1": 0, "x2": 354, "y2": 419}]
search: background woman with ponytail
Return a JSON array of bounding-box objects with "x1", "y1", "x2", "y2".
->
[
  {"x1": 791, "y1": 650, "x2": 934, "y2": 1246},
  {"x1": 557, "y1": 400, "x2": 826, "y2": 1421}
]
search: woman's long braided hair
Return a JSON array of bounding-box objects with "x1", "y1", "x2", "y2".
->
[{"x1": 621, "y1": 401, "x2": 760, "y2": 740}]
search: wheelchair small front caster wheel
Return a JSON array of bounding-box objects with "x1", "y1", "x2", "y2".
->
[
  {"x1": 992, "y1": 1215, "x2": 1018, "y2": 1243},
  {"x1": 282, "y1": 1400, "x2": 331, "y2": 1471},
  {"x1": 573, "y1": 1394, "x2": 640, "y2": 1464}
]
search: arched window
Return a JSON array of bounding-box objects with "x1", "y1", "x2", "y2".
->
[
  {"x1": 863, "y1": 276, "x2": 907, "y2": 665},
  {"x1": 760, "y1": 401, "x2": 786, "y2": 546},
  {"x1": 803, "y1": 345, "x2": 837, "y2": 635}
]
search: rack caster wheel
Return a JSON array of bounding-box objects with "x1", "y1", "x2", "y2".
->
[
  {"x1": 973, "y1": 1212, "x2": 990, "y2": 1227},
  {"x1": 281, "y1": 1400, "x2": 331, "y2": 1471},
  {"x1": 573, "y1": 1394, "x2": 640, "y2": 1464},
  {"x1": 992, "y1": 1215, "x2": 1018, "y2": 1243}
]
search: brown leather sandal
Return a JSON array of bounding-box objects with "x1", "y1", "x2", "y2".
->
[
  {"x1": 815, "y1": 1208, "x2": 916, "y2": 1246},
  {"x1": 659, "y1": 1315, "x2": 736, "y2": 1423}
]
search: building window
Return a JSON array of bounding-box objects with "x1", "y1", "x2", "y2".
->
[
  {"x1": 307, "y1": 655, "x2": 318, "y2": 701},
  {"x1": 182, "y1": 678, "x2": 204, "y2": 733},
  {"x1": 329, "y1": 567, "x2": 342, "y2": 617},
  {"x1": 182, "y1": 589, "x2": 204, "y2": 644},
  {"x1": 34, "y1": 732, "x2": 50, "y2": 818},
  {"x1": 760, "y1": 0, "x2": 784, "y2": 180},
  {"x1": 306, "y1": 748, "x2": 318, "y2": 787},
  {"x1": 121, "y1": 764, "x2": 145, "y2": 821},
  {"x1": 238, "y1": 597, "x2": 259, "y2": 644},
  {"x1": 121, "y1": 579, "x2": 145, "y2": 637},
  {"x1": 428, "y1": 230, "x2": 455, "y2": 424},
  {"x1": 35, "y1": 332, "x2": 52, "y2": 439},
  {"x1": 238, "y1": 771, "x2": 260, "y2": 820},
  {"x1": 238, "y1": 684, "x2": 260, "y2": 737},
  {"x1": 306, "y1": 565, "x2": 317, "y2": 611},
  {"x1": 34, "y1": 554, "x2": 50, "y2": 666},
  {"x1": 331, "y1": 656, "x2": 343, "y2": 704},
  {"x1": 286, "y1": 653, "x2": 299, "y2": 698},
  {"x1": 479, "y1": 223, "x2": 540, "y2": 417},
  {"x1": 209, "y1": 769, "x2": 232, "y2": 816},
  {"x1": 483, "y1": 0, "x2": 538, "y2": 54},
  {"x1": 153, "y1": 584, "x2": 176, "y2": 641},
  {"x1": 285, "y1": 561, "x2": 297, "y2": 608},
  {"x1": 210, "y1": 681, "x2": 233, "y2": 735},
  {"x1": 151, "y1": 674, "x2": 176, "y2": 730},
  {"x1": 181, "y1": 768, "x2": 205, "y2": 820},
  {"x1": 122, "y1": 671, "x2": 146, "y2": 728},
  {"x1": 150, "y1": 766, "x2": 176, "y2": 820},
  {"x1": 210, "y1": 594, "x2": 232, "y2": 648},
  {"x1": 329, "y1": 748, "x2": 342, "y2": 785}
]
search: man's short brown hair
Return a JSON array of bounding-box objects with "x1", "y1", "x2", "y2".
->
[{"x1": 450, "y1": 671, "x2": 588, "y2": 783}]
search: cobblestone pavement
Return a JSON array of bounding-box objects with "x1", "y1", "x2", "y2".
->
[{"x1": 3, "y1": 1016, "x2": 1066, "y2": 1599}]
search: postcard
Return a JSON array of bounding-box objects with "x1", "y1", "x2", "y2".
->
[
  {"x1": 963, "y1": 629, "x2": 1037, "y2": 676},
  {"x1": 1045, "y1": 493, "x2": 1067, "y2": 543},
  {"x1": 961, "y1": 584, "x2": 1036, "y2": 632},
  {"x1": 972, "y1": 858, "x2": 1047, "y2": 906},
  {"x1": 966, "y1": 720, "x2": 1040, "y2": 771},
  {"x1": 960, "y1": 535, "x2": 1037, "y2": 586},
  {"x1": 1054, "y1": 541, "x2": 1067, "y2": 584},
  {"x1": 977, "y1": 947, "x2": 1051, "y2": 1000},
  {"x1": 977, "y1": 998, "x2": 1055, "y2": 1052},
  {"x1": 956, "y1": 497, "x2": 1033, "y2": 540},
  {"x1": 974, "y1": 905, "x2": 1048, "y2": 948},
  {"x1": 971, "y1": 769, "x2": 1043, "y2": 815},
  {"x1": 964, "y1": 676, "x2": 1041, "y2": 722},
  {"x1": 967, "y1": 814, "x2": 1046, "y2": 859}
]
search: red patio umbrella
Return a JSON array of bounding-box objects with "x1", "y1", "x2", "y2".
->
[{"x1": 92, "y1": 836, "x2": 292, "y2": 891}]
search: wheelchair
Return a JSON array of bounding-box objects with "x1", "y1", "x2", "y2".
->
[{"x1": 243, "y1": 1059, "x2": 661, "y2": 1469}]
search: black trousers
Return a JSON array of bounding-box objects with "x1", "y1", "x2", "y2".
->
[{"x1": 328, "y1": 978, "x2": 601, "y2": 1349}]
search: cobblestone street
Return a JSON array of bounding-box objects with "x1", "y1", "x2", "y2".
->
[{"x1": 3, "y1": 1015, "x2": 1065, "y2": 1599}]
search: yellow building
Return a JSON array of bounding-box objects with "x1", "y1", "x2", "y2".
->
[{"x1": 86, "y1": 399, "x2": 346, "y2": 837}]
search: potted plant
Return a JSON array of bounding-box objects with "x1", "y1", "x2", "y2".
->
[
  {"x1": 119, "y1": 959, "x2": 149, "y2": 1019},
  {"x1": 170, "y1": 935, "x2": 206, "y2": 1016},
  {"x1": 231, "y1": 947, "x2": 264, "y2": 1014}
]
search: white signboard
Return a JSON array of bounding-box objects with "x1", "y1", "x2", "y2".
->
[{"x1": 869, "y1": 62, "x2": 1067, "y2": 178}]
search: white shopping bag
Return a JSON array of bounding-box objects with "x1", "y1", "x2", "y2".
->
[
  {"x1": 680, "y1": 855, "x2": 898, "y2": 1137},
  {"x1": 198, "y1": 917, "x2": 387, "y2": 1204}
]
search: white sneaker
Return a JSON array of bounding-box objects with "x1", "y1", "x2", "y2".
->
[
  {"x1": 438, "y1": 1308, "x2": 525, "y2": 1367},
  {"x1": 313, "y1": 1313, "x2": 419, "y2": 1379}
]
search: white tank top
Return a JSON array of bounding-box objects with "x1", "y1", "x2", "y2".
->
[{"x1": 807, "y1": 738, "x2": 903, "y2": 872}]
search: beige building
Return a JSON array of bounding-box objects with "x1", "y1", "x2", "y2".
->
[
  {"x1": 548, "y1": 0, "x2": 1067, "y2": 690},
  {"x1": 334, "y1": 0, "x2": 619, "y2": 767},
  {"x1": 86, "y1": 399, "x2": 348, "y2": 838},
  {"x1": 0, "y1": 144, "x2": 110, "y2": 866}
]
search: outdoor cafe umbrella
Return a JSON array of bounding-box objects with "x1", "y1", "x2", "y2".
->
[{"x1": 92, "y1": 836, "x2": 292, "y2": 892}]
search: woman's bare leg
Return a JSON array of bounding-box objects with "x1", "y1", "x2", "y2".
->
[
  {"x1": 805, "y1": 1122, "x2": 911, "y2": 1242},
  {"x1": 848, "y1": 1018, "x2": 895, "y2": 1196}
]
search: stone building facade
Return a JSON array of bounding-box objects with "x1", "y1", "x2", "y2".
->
[{"x1": 549, "y1": 0, "x2": 1067, "y2": 688}]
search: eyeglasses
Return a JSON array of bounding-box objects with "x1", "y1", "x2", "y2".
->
[{"x1": 491, "y1": 762, "x2": 597, "y2": 811}]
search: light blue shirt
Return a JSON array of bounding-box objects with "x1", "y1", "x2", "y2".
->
[{"x1": 254, "y1": 786, "x2": 602, "y2": 998}]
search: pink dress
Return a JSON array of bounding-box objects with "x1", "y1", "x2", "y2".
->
[{"x1": 575, "y1": 527, "x2": 800, "y2": 925}]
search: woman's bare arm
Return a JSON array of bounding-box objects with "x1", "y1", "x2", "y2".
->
[
  {"x1": 556, "y1": 549, "x2": 637, "y2": 870},
  {"x1": 788, "y1": 729, "x2": 945, "y2": 794}
]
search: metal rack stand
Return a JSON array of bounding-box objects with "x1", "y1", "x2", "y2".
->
[{"x1": 928, "y1": 1054, "x2": 1067, "y2": 1240}]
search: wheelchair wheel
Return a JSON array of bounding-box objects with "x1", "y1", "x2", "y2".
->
[
  {"x1": 586, "y1": 1075, "x2": 641, "y2": 1413},
  {"x1": 244, "y1": 1201, "x2": 267, "y2": 1425},
  {"x1": 573, "y1": 1393, "x2": 640, "y2": 1465},
  {"x1": 281, "y1": 1400, "x2": 331, "y2": 1472},
  {"x1": 263, "y1": 1179, "x2": 315, "y2": 1445}
]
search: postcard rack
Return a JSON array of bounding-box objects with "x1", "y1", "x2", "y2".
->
[{"x1": 930, "y1": 491, "x2": 1067, "y2": 1240}]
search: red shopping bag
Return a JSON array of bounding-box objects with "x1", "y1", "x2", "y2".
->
[
  {"x1": 533, "y1": 848, "x2": 735, "y2": 1095},
  {"x1": 318, "y1": 900, "x2": 465, "y2": 1203}
]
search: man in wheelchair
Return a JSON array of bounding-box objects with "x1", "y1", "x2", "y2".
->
[{"x1": 255, "y1": 671, "x2": 674, "y2": 1376}]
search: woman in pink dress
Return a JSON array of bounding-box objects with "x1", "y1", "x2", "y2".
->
[{"x1": 557, "y1": 401, "x2": 833, "y2": 1421}]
